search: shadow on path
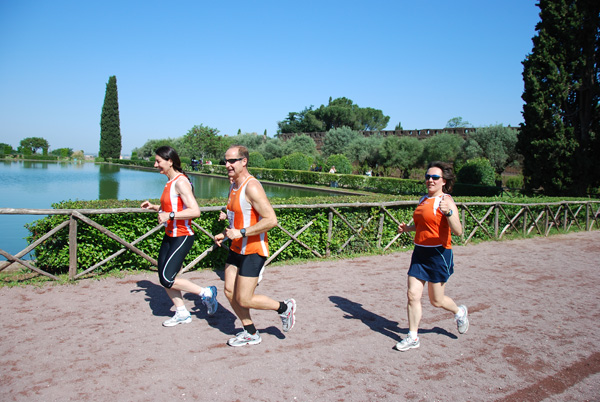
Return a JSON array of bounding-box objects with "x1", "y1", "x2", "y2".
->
[{"x1": 329, "y1": 295, "x2": 456, "y2": 341}]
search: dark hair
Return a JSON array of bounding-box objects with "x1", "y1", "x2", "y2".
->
[
  {"x1": 427, "y1": 161, "x2": 455, "y2": 194},
  {"x1": 155, "y1": 146, "x2": 194, "y2": 193}
]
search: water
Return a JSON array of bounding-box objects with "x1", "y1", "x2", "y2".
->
[{"x1": 0, "y1": 160, "x2": 338, "y2": 259}]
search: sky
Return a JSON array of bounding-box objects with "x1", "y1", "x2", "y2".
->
[{"x1": 0, "y1": 0, "x2": 541, "y2": 155}]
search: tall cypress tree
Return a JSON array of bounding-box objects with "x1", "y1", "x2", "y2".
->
[
  {"x1": 99, "y1": 75, "x2": 122, "y2": 159},
  {"x1": 518, "y1": 0, "x2": 600, "y2": 196}
]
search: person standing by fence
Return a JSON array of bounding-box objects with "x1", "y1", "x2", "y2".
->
[
  {"x1": 394, "y1": 161, "x2": 469, "y2": 351},
  {"x1": 141, "y1": 146, "x2": 218, "y2": 327},
  {"x1": 214, "y1": 145, "x2": 296, "y2": 347}
]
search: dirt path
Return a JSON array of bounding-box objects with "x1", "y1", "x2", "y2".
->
[{"x1": 2, "y1": 231, "x2": 600, "y2": 401}]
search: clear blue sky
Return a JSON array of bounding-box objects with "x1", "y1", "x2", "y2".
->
[{"x1": 0, "y1": 0, "x2": 541, "y2": 155}]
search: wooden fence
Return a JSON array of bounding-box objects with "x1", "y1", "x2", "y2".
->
[{"x1": 1, "y1": 200, "x2": 599, "y2": 281}]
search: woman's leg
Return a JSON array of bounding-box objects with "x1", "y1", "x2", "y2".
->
[
  {"x1": 407, "y1": 276, "x2": 426, "y2": 332},
  {"x1": 428, "y1": 281, "x2": 460, "y2": 314}
]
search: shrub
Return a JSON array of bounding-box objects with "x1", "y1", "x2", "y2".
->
[
  {"x1": 265, "y1": 158, "x2": 282, "y2": 169},
  {"x1": 326, "y1": 154, "x2": 352, "y2": 174},
  {"x1": 505, "y1": 175, "x2": 524, "y2": 189},
  {"x1": 282, "y1": 152, "x2": 311, "y2": 171},
  {"x1": 248, "y1": 152, "x2": 266, "y2": 168},
  {"x1": 457, "y1": 158, "x2": 496, "y2": 186}
]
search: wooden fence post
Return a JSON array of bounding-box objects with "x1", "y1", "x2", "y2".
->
[
  {"x1": 327, "y1": 210, "x2": 333, "y2": 257},
  {"x1": 69, "y1": 214, "x2": 77, "y2": 280},
  {"x1": 494, "y1": 205, "x2": 499, "y2": 239}
]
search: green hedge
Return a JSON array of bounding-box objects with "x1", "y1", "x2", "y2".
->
[{"x1": 24, "y1": 194, "x2": 596, "y2": 277}]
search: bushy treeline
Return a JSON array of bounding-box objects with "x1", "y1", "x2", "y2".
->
[{"x1": 131, "y1": 123, "x2": 520, "y2": 188}]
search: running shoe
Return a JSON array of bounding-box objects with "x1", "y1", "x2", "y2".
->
[
  {"x1": 456, "y1": 305, "x2": 469, "y2": 334},
  {"x1": 280, "y1": 298, "x2": 296, "y2": 332},
  {"x1": 394, "y1": 336, "x2": 420, "y2": 351},
  {"x1": 227, "y1": 330, "x2": 262, "y2": 347},
  {"x1": 202, "y1": 286, "x2": 218, "y2": 316},
  {"x1": 162, "y1": 312, "x2": 192, "y2": 327}
]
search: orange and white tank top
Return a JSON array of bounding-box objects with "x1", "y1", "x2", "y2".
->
[
  {"x1": 160, "y1": 173, "x2": 194, "y2": 237},
  {"x1": 226, "y1": 176, "x2": 269, "y2": 257},
  {"x1": 413, "y1": 194, "x2": 452, "y2": 249}
]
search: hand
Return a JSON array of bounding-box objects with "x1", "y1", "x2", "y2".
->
[
  {"x1": 398, "y1": 222, "x2": 410, "y2": 233},
  {"x1": 141, "y1": 200, "x2": 153, "y2": 209},
  {"x1": 214, "y1": 233, "x2": 225, "y2": 247},
  {"x1": 224, "y1": 227, "x2": 243, "y2": 240},
  {"x1": 218, "y1": 211, "x2": 227, "y2": 221},
  {"x1": 439, "y1": 195, "x2": 453, "y2": 216},
  {"x1": 157, "y1": 211, "x2": 169, "y2": 225}
]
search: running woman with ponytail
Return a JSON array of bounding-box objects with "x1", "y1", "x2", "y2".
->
[{"x1": 141, "y1": 146, "x2": 218, "y2": 327}]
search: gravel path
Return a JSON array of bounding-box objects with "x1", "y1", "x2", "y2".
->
[{"x1": 1, "y1": 231, "x2": 599, "y2": 401}]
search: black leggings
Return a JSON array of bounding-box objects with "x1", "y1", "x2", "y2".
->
[{"x1": 157, "y1": 234, "x2": 194, "y2": 288}]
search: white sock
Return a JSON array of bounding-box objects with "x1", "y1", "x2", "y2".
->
[
  {"x1": 176, "y1": 306, "x2": 189, "y2": 316},
  {"x1": 408, "y1": 331, "x2": 418, "y2": 340},
  {"x1": 455, "y1": 306, "x2": 465, "y2": 319},
  {"x1": 200, "y1": 287, "x2": 212, "y2": 298}
]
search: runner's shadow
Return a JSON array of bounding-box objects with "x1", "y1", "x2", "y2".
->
[
  {"x1": 131, "y1": 280, "x2": 174, "y2": 317},
  {"x1": 131, "y1": 280, "x2": 238, "y2": 336},
  {"x1": 330, "y1": 295, "x2": 402, "y2": 341},
  {"x1": 329, "y1": 296, "x2": 457, "y2": 341}
]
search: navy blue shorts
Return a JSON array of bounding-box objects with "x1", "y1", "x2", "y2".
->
[
  {"x1": 226, "y1": 251, "x2": 267, "y2": 278},
  {"x1": 408, "y1": 245, "x2": 454, "y2": 283}
]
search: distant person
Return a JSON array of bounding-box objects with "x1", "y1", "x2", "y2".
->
[
  {"x1": 191, "y1": 156, "x2": 199, "y2": 171},
  {"x1": 329, "y1": 166, "x2": 336, "y2": 174},
  {"x1": 206, "y1": 159, "x2": 212, "y2": 165},
  {"x1": 365, "y1": 169, "x2": 372, "y2": 177},
  {"x1": 394, "y1": 161, "x2": 469, "y2": 352},
  {"x1": 141, "y1": 146, "x2": 218, "y2": 327},
  {"x1": 214, "y1": 145, "x2": 296, "y2": 347}
]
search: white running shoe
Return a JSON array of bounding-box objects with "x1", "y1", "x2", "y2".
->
[
  {"x1": 394, "y1": 336, "x2": 420, "y2": 352},
  {"x1": 456, "y1": 305, "x2": 469, "y2": 334},
  {"x1": 162, "y1": 312, "x2": 192, "y2": 327},
  {"x1": 227, "y1": 330, "x2": 262, "y2": 347},
  {"x1": 280, "y1": 299, "x2": 296, "y2": 332},
  {"x1": 202, "y1": 286, "x2": 218, "y2": 316}
]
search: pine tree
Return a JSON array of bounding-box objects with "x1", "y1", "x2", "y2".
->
[
  {"x1": 99, "y1": 76, "x2": 122, "y2": 159},
  {"x1": 518, "y1": 0, "x2": 600, "y2": 195}
]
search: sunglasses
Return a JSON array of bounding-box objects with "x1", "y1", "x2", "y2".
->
[
  {"x1": 425, "y1": 174, "x2": 443, "y2": 181},
  {"x1": 224, "y1": 158, "x2": 244, "y2": 164}
]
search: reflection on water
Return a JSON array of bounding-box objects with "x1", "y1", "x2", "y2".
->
[
  {"x1": 99, "y1": 164, "x2": 120, "y2": 200},
  {"x1": 1, "y1": 160, "x2": 342, "y2": 258}
]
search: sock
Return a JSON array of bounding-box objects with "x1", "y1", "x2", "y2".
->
[
  {"x1": 276, "y1": 301, "x2": 288, "y2": 315},
  {"x1": 455, "y1": 306, "x2": 465, "y2": 319},
  {"x1": 176, "y1": 306, "x2": 189, "y2": 316},
  {"x1": 200, "y1": 287, "x2": 212, "y2": 298},
  {"x1": 408, "y1": 331, "x2": 418, "y2": 340},
  {"x1": 244, "y1": 323, "x2": 257, "y2": 335}
]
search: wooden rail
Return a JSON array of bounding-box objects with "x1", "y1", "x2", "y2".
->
[{"x1": 1, "y1": 200, "x2": 599, "y2": 281}]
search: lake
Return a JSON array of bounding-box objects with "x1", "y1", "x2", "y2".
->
[{"x1": 0, "y1": 160, "x2": 340, "y2": 259}]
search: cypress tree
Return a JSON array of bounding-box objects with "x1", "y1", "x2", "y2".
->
[
  {"x1": 99, "y1": 75, "x2": 122, "y2": 159},
  {"x1": 518, "y1": 0, "x2": 600, "y2": 196}
]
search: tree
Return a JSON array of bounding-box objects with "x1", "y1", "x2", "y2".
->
[
  {"x1": 277, "y1": 97, "x2": 390, "y2": 134},
  {"x1": 345, "y1": 135, "x2": 383, "y2": 168},
  {"x1": 421, "y1": 134, "x2": 464, "y2": 163},
  {"x1": 518, "y1": 0, "x2": 600, "y2": 195},
  {"x1": 379, "y1": 136, "x2": 424, "y2": 177},
  {"x1": 99, "y1": 76, "x2": 122, "y2": 159},
  {"x1": 133, "y1": 138, "x2": 182, "y2": 159},
  {"x1": 326, "y1": 154, "x2": 353, "y2": 174},
  {"x1": 464, "y1": 125, "x2": 519, "y2": 175},
  {"x1": 20, "y1": 137, "x2": 49, "y2": 154},
  {"x1": 445, "y1": 117, "x2": 471, "y2": 128},
  {"x1": 229, "y1": 133, "x2": 265, "y2": 152},
  {"x1": 50, "y1": 147, "x2": 73, "y2": 158},
  {"x1": 321, "y1": 126, "x2": 361, "y2": 157},
  {"x1": 181, "y1": 124, "x2": 223, "y2": 159},
  {"x1": 394, "y1": 122, "x2": 403, "y2": 130},
  {"x1": 258, "y1": 138, "x2": 284, "y2": 160},
  {"x1": 0, "y1": 143, "x2": 14, "y2": 155},
  {"x1": 282, "y1": 134, "x2": 317, "y2": 156}
]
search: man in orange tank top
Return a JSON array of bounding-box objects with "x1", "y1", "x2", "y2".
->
[{"x1": 215, "y1": 146, "x2": 296, "y2": 347}]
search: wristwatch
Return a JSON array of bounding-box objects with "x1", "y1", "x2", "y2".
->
[
  {"x1": 169, "y1": 211, "x2": 175, "y2": 220},
  {"x1": 444, "y1": 209, "x2": 453, "y2": 217},
  {"x1": 240, "y1": 228, "x2": 246, "y2": 237}
]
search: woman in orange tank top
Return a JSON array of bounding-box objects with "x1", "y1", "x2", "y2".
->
[{"x1": 393, "y1": 161, "x2": 469, "y2": 352}]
